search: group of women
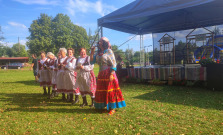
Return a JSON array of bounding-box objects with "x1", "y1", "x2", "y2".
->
[{"x1": 37, "y1": 37, "x2": 126, "y2": 115}]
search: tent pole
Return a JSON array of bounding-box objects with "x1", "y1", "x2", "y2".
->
[
  {"x1": 97, "y1": 26, "x2": 100, "y2": 42},
  {"x1": 142, "y1": 34, "x2": 144, "y2": 67},
  {"x1": 140, "y1": 35, "x2": 143, "y2": 67},
  {"x1": 152, "y1": 33, "x2": 154, "y2": 65},
  {"x1": 101, "y1": 26, "x2": 103, "y2": 38},
  {"x1": 212, "y1": 32, "x2": 214, "y2": 59}
]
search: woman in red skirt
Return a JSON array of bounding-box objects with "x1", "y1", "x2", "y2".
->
[
  {"x1": 90, "y1": 37, "x2": 126, "y2": 115},
  {"x1": 38, "y1": 51, "x2": 51, "y2": 95},
  {"x1": 75, "y1": 48, "x2": 96, "y2": 107}
]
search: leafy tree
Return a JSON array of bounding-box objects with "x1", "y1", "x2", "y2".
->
[
  {"x1": 27, "y1": 13, "x2": 89, "y2": 56},
  {"x1": 213, "y1": 26, "x2": 221, "y2": 36},
  {"x1": 27, "y1": 13, "x2": 52, "y2": 55},
  {"x1": 153, "y1": 48, "x2": 160, "y2": 64},
  {"x1": 125, "y1": 49, "x2": 134, "y2": 66},
  {"x1": 0, "y1": 25, "x2": 11, "y2": 57},
  {"x1": 111, "y1": 45, "x2": 125, "y2": 63},
  {"x1": 51, "y1": 13, "x2": 89, "y2": 56},
  {"x1": 11, "y1": 43, "x2": 28, "y2": 57},
  {"x1": 144, "y1": 51, "x2": 153, "y2": 64},
  {"x1": 174, "y1": 40, "x2": 186, "y2": 64},
  {"x1": 133, "y1": 51, "x2": 140, "y2": 63},
  {"x1": 0, "y1": 45, "x2": 13, "y2": 57},
  {"x1": 0, "y1": 26, "x2": 5, "y2": 41}
]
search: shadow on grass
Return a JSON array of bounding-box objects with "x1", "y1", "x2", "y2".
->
[
  {"x1": 132, "y1": 85, "x2": 223, "y2": 110},
  {"x1": 5, "y1": 108, "x2": 98, "y2": 114},
  {"x1": 5, "y1": 80, "x2": 39, "y2": 86},
  {"x1": 0, "y1": 93, "x2": 98, "y2": 114}
]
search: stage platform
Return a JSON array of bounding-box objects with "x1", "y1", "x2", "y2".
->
[{"x1": 126, "y1": 64, "x2": 206, "y2": 81}]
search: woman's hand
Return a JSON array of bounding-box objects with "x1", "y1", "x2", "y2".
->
[
  {"x1": 109, "y1": 74, "x2": 113, "y2": 82},
  {"x1": 90, "y1": 47, "x2": 96, "y2": 62},
  {"x1": 91, "y1": 46, "x2": 96, "y2": 52},
  {"x1": 79, "y1": 65, "x2": 84, "y2": 69}
]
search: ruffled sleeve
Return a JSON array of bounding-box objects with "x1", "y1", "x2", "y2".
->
[{"x1": 107, "y1": 49, "x2": 117, "y2": 71}]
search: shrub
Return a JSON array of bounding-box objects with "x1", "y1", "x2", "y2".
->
[{"x1": 199, "y1": 58, "x2": 215, "y2": 67}]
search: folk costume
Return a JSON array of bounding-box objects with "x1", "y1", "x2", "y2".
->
[
  {"x1": 56, "y1": 56, "x2": 67, "y2": 100},
  {"x1": 48, "y1": 57, "x2": 58, "y2": 97},
  {"x1": 75, "y1": 56, "x2": 96, "y2": 107},
  {"x1": 38, "y1": 57, "x2": 51, "y2": 95},
  {"x1": 56, "y1": 56, "x2": 80, "y2": 103},
  {"x1": 92, "y1": 48, "x2": 126, "y2": 110}
]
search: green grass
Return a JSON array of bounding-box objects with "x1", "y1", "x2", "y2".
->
[{"x1": 0, "y1": 67, "x2": 222, "y2": 134}]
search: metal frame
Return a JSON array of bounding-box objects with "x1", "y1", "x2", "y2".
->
[
  {"x1": 186, "y1": 27, "x2": 214, "y2": 64},
  {"x1": 140, "y1": 35, "x2": 145, "y2": 67},
  {"x1": 158, "y1": 33, "x2": 175, "y2": 65}
]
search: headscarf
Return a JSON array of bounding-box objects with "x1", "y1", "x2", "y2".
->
[
  {"x1": 46, "y1": 52, "x2": 54, "y2": 57},
  {"x1": 100, "y1": 37, "x2": 111, "y2": 49},
  {"x1": 97, "y1": 37, "x2": 112, "y2": 55}
]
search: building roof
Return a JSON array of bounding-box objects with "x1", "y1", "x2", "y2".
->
[{"x1": 0, "y1": 57, "x2": 29, "y2": 60}]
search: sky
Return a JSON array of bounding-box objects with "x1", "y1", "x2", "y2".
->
[{"x1": 0, "y1": 0, "x2": 154, "y2": 52}]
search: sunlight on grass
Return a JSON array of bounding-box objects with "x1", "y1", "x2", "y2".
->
[{"x1": 0, "y1": 68, "x2": 222, "y2": 134}]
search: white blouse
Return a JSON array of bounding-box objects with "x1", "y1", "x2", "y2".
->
[
  {"x1": 76, "y1": 56, "x2": 94, "y2": 72},
  {"x1": 37, "y1": 57, "x2": 48, "y2": 73},
  {"x1": 65, "y1": 56, "x2": 76, "y2": 71}
]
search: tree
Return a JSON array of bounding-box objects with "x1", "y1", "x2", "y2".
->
[
  {"x1": 125, "y1": 49, "x2": 134, "y2": 66},
  {"x1": 213, "y1": 26, "x2": 221, "y2": 36},
  {"x1": 133, "y1": 51, "x2": 140, "y2": 63},
  {"x1": 11, "y1": 43, "x2": 28, "y2": 57},
  {"x1": 0, "y1": 45, "x2": 13, "y2": 57},
  {"x1": 51, "y1": 13, "x2": 89, "y2": 56},
  {"x1": 0, "y1": 26, "x2": 5, "y2": 41},
  {"x1": 27, "y1": 13, "x2": 89, "y2": 56},
  {"x1": 0, "y1": 25, "x2": 11, "y2": 57},
  {"x1": 27, "y1": 13, "x2": 52, "y2": 55},
  {"x1": 111, "y1": 45, "x2": 125, "y2": 63}
]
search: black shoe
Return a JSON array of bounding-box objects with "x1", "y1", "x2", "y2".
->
[
  {"x1": 48, "y1": 87, "x2": 51, "y2": 96},
  {"x1": 89, "y1": 97, "x2": 95, "y2": 108},
  {"x1": 68, "y1": 94, "x2": 74, "y2": 102},
  {"x1": 62, "y1": 93, "x2": 66, "y2": 101},
  {"x1": 49, "y1": 90, "x2": 55, "y2": 99},
  {"x1": 80, "y1": 96, "x2": 88, "y2": 107},
  {"x1": 72, "y1": 95, "x2": 79, "y2": 105},
  {"x1": 43, "y1": 88, "x2": 47, "y2": 95}
]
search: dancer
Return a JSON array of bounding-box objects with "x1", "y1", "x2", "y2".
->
[
  {"x1": 56, "y1": 48, "x2": 68, "y2": 101},
  {"x1": 37, "y1": 51, "x2": 51, "y2": 95},
  {"x1": 47, "y1": 52, "x2": 57, "y2": 98},
  {"x1": 90, "y1": 37, "x2": 126, "y2": 115},
  {"x1": 75, "y1": 48, "x2": 96, "y2": 107},
  {"x1": 56, "y1": 48, "x2": 80, "y2": 103},
  {"x1": 64, "y1": 48, "x2": 80, "y2": 103}
]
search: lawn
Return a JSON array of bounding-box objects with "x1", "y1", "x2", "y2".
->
[{"x1": 0, "y1": 67, "x2": 222, "y2": 135}]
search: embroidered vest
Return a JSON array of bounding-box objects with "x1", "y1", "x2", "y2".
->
[
  {"x1": 39, "y1": 58, "x2": 48, "y2": 70},
  {"x1": 76, "y1": 56, "x2": 89, "y2": 66},
  {"x1": 58, "y1": 57, "x2": 68, "y2": 70}
]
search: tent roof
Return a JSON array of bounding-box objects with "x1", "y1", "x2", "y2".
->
[{"x1": 98, "y1": 0, "x2": 223, "y2": 34}]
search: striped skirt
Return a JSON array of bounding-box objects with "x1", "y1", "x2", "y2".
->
[
  {"x1": 95, "y1": 68, "x2": 126, "y2": 110},
  {"x1": 39, "y1": 69, "x2": 51, "y2": 87}
]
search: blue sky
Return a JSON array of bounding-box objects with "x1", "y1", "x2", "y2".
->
[{"x1": 0, "y1": 0, "x2": 153, "y2": 52}]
